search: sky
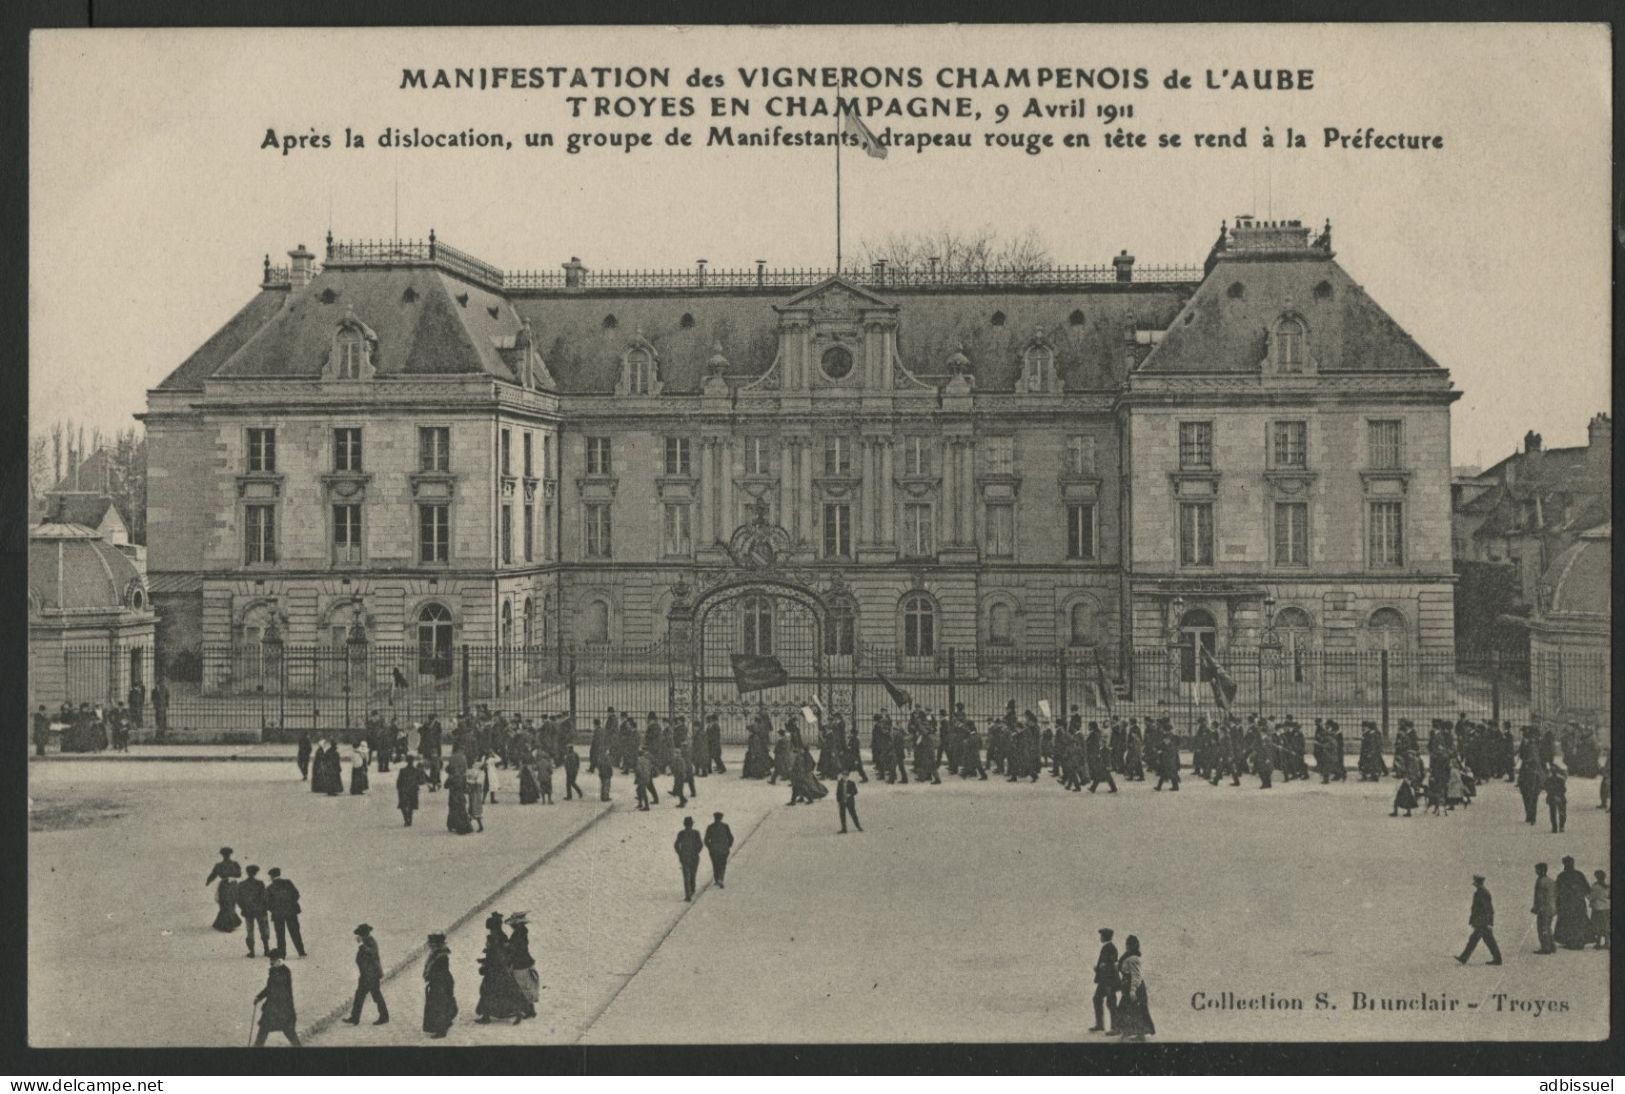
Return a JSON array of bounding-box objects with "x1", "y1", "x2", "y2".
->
[{"x1": 30, "y1": 24, "x2": 1612, "y2": 467}]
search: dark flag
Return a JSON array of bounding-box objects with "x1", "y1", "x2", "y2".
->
[
  {"x1": 877, "y1": 673, "x2": 912, "y2": 709},
  {"x1": 392, "y1": 667, "x2": 410, "y2": 689},
  {"x1": 1095, "y1": 662, "x2": 1115, "y2": 713},
  {"x1": 731, "y1": 654, "x2": 788, "y2": 695},
  {"x1": 1201, "y1": 647, "x2": 1238, "y2": 711}
]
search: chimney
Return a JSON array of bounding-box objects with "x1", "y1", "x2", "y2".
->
[
  {"x1": 562, "y1": 256, "x2": 587, "y2": 290},
  {"x1": 288, "y1": 244, "x2": 315, "y2": 287},
  {"x1": 1587, "y1": 412, "x2": 1611, "y2": 481},
  {"x1": 1112, "y1": 249, "x2": 1135, "y2": 283},
  {"x1": 1524, "y1": 430, "x2": 1542, "y2": 454}
]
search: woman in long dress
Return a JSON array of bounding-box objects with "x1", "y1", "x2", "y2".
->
[
  {"x1": 349, "y1": 745, "x2": 370, "y2": 795},
  {"x1": 474, "y1": 913, "x2": 528, "y2": 1024},
  {"x1": 1115, "y1": 935, "x2": 1155, "y2": 1041},
  {"x1": 504, "y1": 913, "x2": 539, "y2": 1019},
  {"x1": 743, "y1": 717, "x2": 772, "y2": 779},
  {"x1": 466, "y1": 771, "x2": 485, "y2": 832},
  {"x1": 204, "y1": 847, "x2": 242, "y2": 931},
  {"x1": 446, "y1": 772, "x2": 473, "y2": 835},
  {"x1": 422, "y1": 932, "x2": 458, "y2": 1038},
  {"x1": 518, "y1": 759, "x2": 540, "y2": 804}
]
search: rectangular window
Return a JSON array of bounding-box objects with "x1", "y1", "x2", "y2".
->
[
  {"x1": 1179, "y1": 502, "x2": 1214, "y2": 566},
  {"x1": 523, "y1": 433, "x2": 534, "y2": 478},
  {"x1": 586, "y1": 437, "x2": 612, "y2": 476},
  {"x1": 247, "y1": 428, "x2": 276, "y2": 473},
  {"x1": 743, "y1": 437, "x2": 770, "y2": 476},
  {"x1": 332, "y1": 503, "x2": 361, "y2": 563},
  {"x1": 333, "y1": 427, "x2": 362, "y2": 472},
  {"x1": 822, "y1": 503, "x2": 851, "y2": 558},
  {"x1": 1178, "y1": 422, "x2": 1214, "y2": 470},
  {"x1": 245, "y1": 504, "x2": 276, "y2": 564},
  {"x1": 500, "y1": 430, "x2": 512, "y2": 477},
  {"x1": 523, "y1": 502, "x2": 534, "y2": 562},
  {"x1": 903, "y1": 436, "x2": 929, "y2": 476},
  {"x1": 1368, "y1": 420, "x2": 1404, "y2": 470},
  {"x1": 664, "y1": 436, "x2": 691, "y2": 477},
  {"x1": 1067, "y1": 435, "x2": 1096, "y2": 476},
  {"x1": 902, "y1": 503, "x2": 934, "y2": 557},
  {"x1": 1272, "y1": 421, "x2": 1307, "y2": 469},
  {"x1": 542, "y1": 435, "x2": 553, "y2": 479},
  {"x1": 985, "y1": 436, "x2": 1015, "y2": 476},
  {"x1": 542, "y1": 502, "x2": 554, "y2": 560},
  {"x1": 823, "y1": 436, "x2": 851, "y2": 476},
  {"x1": 418, "y1": 504, "x2": 449, "y2": 563},
  {"x1": 1369, "y1": 501, "x2": 1404, "y2": 566},
  {"x1": 500, "y1": 505, "x2": 513, "y2": 565},
  {"x1": 1066, "y1": 503, "x2": 1097, "y2": 560},
  {"x1": 338, "y1": 336, "x2": 363, "y2": 379},
  {"x1": 584, "y1": 503, "x2": 613, "y2": 559},
  {"x1": 663, "y1": 503, "x2": 692, "y2": 556},
  {"x1": 1274, "y1": 502, "x2": 1309, "y2": 566},
  {"x1": 418, "y1": 426, "x2": 450, "y2": 472},
  {"x1": 985, "y1": 503, "x2": 1014, "y2": 558}
]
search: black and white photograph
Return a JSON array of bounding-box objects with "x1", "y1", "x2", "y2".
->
[{"x1": 21, "y1": 21, "x2": 1613, "y2": 1059}]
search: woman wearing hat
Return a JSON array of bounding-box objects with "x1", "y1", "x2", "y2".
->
[
  {"x1": 204, "y1": 847, "x2": 243, "y2": 932},
  {"x1": 446, "y1": 765, "x2": 473, "y2": 835},
  {"x1": 422, "y1": 933, "x2": 458, "y2": 1038},
  {"x1": 465, "y1": 770, "x2": 485, "y2": 832},
  {"x1": 474, "y1": 912, "x2": 528, "y2": 1024},
  {"x1": 1115, "y1": 935, "x2": 1155, "y2": 1041},
  {"x1": 349, "y1": 741, "x2": 370, "y2": 796},
  {"x1": 505, "y1": 913, "x2": 539, "y2": 1015}
]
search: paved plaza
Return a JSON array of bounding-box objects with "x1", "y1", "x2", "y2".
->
[{"x1": 28, "y1": 751, "x2": 1609, "y2": 1046}]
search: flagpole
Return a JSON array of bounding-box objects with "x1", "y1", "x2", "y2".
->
[{"x1": 834, "y1": 109, "x2": 842, "y2": 271}]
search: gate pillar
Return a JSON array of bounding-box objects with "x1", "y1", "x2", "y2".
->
[{"x1": 667, "y1": 580, "x2": 697, "y2": 724}]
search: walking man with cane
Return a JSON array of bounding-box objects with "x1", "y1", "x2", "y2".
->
[{"x1": 251, "y1": 950, "x2": 299, "y2": 1046}]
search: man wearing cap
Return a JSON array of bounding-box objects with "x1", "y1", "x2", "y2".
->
[
  {"x1": 1456, "y1": 875, "x2": 1503, "y2": 965},
  {"x1": 674, "y1": 816, "x2": 703, "y2": 901},
  {"x1": 267, "y1": 867, "x2": 305, "y2": 958},
  {"x1": 836, "y1": 770, "x2": 862, "y2": 833},
  {"x1": 252, "y1": 950, "x2": 299, "y2": 1046},
  {"x1": 396, "y1": 753, "x2": 424, "y2": 827},
  {"x1": 237, "y1": 865, "x2": 271, "y2": 958},
  {"x1": 343, "y1": 924, "x2": 389, "y2": 1025},
  {"x1": 703, "y1": 811, "x2": 733, "y2": 889},
  {"x1": 1089, "y1": 928, "x2": 1120, "y2": 1033},
  {"x1": 1532, "y1": 863, "x2": 1557, "y2": 954}
]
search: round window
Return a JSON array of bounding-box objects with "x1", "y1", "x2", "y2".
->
[{"x1": 821, "y1": 345, "x2": 854, "y2": 380}]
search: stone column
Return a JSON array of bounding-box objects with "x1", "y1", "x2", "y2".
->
[
  {"x1": 721, "y1": 438, "x2": 736, "y2": 535},
  {"x1": 802, "y1": 440, "x2": 815, "y2": 547},
  {"x1": 961, "y1": 439, "x2": 976, "y2": 546},
  {"x1": 695, "y1": 437, "x2": 709, "y2": 543},
  {"x1": 880, "y1": 438, "x2": 895, "y2": 544},
  {"x1": 945, "y1": 439, "x2": 960, "y2": 544}
]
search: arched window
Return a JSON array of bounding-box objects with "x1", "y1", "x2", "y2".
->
[
  {"x1": 1275, "y1": 317, "x2": 1305, "y2": 373},
  {"x1": 903, "y1": 594, "x2": 936, "y2": 657},
  {"x1": 741, "y1": 595, "x2": 774, "y2": 656},
  {"x1": 1275, "y1": 606, "x2": 1313, "y2": 683},
  {"x1": 416, "y1": 603, "x2": 454, "y2": 678},
  {"x1": 337, "y1": 329, "x2": 365, "y2": 379},
  {"x1": 1178, "y1": 608, "x2": 1218, "y2": 684},
  {"x1": 584, "y1": 599, "x2": 610, "y2": 644},
  {"x1": 626, "y1": 348, "x2": 652, "y2": 395},
  {"x1": 824, "y1": 602, "x2": 856, "y2": 656},
  {"x1": 1367, "y1": 607, "x2": 1407, "y2": 652},
  {"x1": 988, "y1": 602, "x2": 1015, "y2": 646},
  {"x1": 522, "y1": 597, "x2": 534, "y2": 648},
  {"x1": 1069, "y1": 602, "x2": 1093, "y2": 646}
]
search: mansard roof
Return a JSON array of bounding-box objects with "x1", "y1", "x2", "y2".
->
[{"x1": 1139, "y1": 254, "x2": 1443, "y2": 374}]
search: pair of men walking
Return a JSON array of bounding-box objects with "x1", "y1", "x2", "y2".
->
[{"x1": 675, "y1": 813, "x2": 734, "y2": 900}]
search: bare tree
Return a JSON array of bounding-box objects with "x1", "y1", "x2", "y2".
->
[
  {"x1": 861, "y1": 226, "x2": 1051, "y2": 280},
  {"x1": 29, "y1": 435, "x2": 52, "y2": 503}
]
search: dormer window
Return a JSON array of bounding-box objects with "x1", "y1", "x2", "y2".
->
[
  {"x1": 1020, "y1": 342, "x2": 1054, "y2": 392},
  {"x1": 1275, "y1": 316, "x2": 1306, "y2": 373},
  {"x1": 338, "y1": 331, "x2": 365, "y2": 378},
  {"x1": 618, "y1": 342, "x2": 662, "y2": 396}
]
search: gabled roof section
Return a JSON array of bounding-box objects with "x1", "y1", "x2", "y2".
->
[
  {"x1": 777, "y1": 276, "x2": 897, "y2": 310},
  {"x1": 155, "y1": 290, "x2": 291, "y2": 389},
  {"x1": 1139, "y1": 257, "x2": 1443, "y2": 374}
]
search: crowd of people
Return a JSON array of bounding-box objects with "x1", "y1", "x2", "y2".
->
[
  {"x1": 33, "y1": 682, "x2": 170, "y2": 754},
  {"x1": 1456, "y1": 858, "x2": 1609, "y2": 967}
]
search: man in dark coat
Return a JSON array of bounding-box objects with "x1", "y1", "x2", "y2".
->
[
  {"x1": 1518, "y1": 758, "x2": 1543, "y2": 825},
  {"x1": 343, "y1": 924, "x2": 389, "y2": 1024},
  {"x1": 252, "y1": 950, "x2": 299, "y2": 1046},
  {"x1": 1089, "y1": 928, "x2": 1120, "y2": 1033},
  {"x1": 128, "y1": 680, "x2": 145, "y2": 730},
  {"x1": 420, "y1": 717, "x2": 444, "y2": 790},
  {"x1": 237, "y1": 865, "x2": 271, "y2": 958},
  {"x1": 1532, "y1": 863, "x2": 1557, "y2": 954},
  {"x1": 33, "y1": 705, "x2": 50, "y2": 757},
  {"x1": 1546, "y1": 765, "x2": 1568, "y2": 833},
  {"x1": 422, "y1": 932, "x2": 457, "y2": 1038},
  {"x1": 675, "y1": 816, "x2": 704, "y2": 901},
  {"x1": 1086, "y1": 724, "x2": 1117, "y2": 793},
  {"x1": 266, "y1": 867, "x2": 306, "y2": 958},
  {"x1": 1456, "y1": 875, "x2": 1503, "y2": 965},
  {"x1": 151, "y1": 682, "x2": 169, "y2": 736},
  {"x1": 396, "y1": 754, "x2": 423, "y2": 826},
  {"x1": 704, "y1": 811, "x2": 733, "y2": 889},
  {"x1": 836, "y1": 771, "x2": 862, "y2": 833},
  {"x1": 296, "y1": 732, "x2": 312, "y2": 781},
  {"x1": 563, "y1": 744, "x2": 583, "y2": 800},
  {"x1": 707, "y1": 714, "x2": 725, "y2": 773}
]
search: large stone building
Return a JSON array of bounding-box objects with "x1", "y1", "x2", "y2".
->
[{"x1": 143, "y1": 216, "x2": 1459, "y2": 704}]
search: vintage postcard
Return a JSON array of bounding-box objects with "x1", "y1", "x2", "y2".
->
[{"x1": 25, "y1": 23, "x2": 1611, "y2": 1051}]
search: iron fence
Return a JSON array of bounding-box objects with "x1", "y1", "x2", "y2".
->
[{"x1": 37, "y1": 639, "x2": 1610, "y2": 745}]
